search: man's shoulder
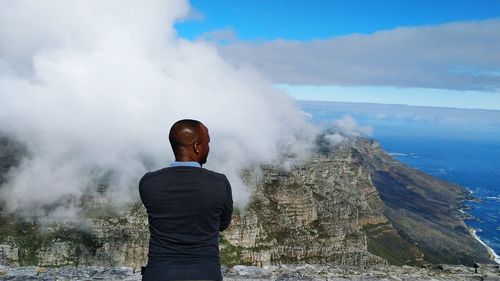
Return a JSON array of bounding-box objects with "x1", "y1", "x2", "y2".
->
[
  {"x1": 198, "y1": 168, "x2": 229, "y2": 182},
  {"x1": 140, "y1": 167, "x2": 168, "y2": 181},
  {"x1": 140, "y1": 167, "x2": 228, "y2": 184}
]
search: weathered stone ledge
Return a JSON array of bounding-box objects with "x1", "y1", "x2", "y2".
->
[
  {"x1": 0, "y1": 264, "x2": 499, "y2": 281},
  {"x1": 224, "y1": 264, "x2": 500, "y2": 281}
]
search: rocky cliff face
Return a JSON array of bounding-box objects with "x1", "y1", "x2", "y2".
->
[
  {"x1": 354, "y1": 138, "x2": 493, "y2": 265},
  {"x1": 221, "y1": 143, "x2": 393, "y2": 267},
  {"x1": 0, "y1": 135, "x2": 495, "y2": 268}
]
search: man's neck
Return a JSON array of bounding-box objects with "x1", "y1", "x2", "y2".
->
[{"x1": 171, "y1": 161, "x2": 201, "y2": 168}]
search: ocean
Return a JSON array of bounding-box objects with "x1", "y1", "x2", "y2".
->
[
  {"x1": 378, "y1": 136, "x2": 500, "y2": 261},
  {"x1": 298, "y1": 100, "x2": 500, "y2": 261}
]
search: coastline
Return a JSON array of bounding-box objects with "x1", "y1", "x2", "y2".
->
[
  {"x1": 462, "y1": 187, "x2": 500, "y2": 264},
  {"x1": 470, "y1": 228, "x2": 500, "y2": 264}
]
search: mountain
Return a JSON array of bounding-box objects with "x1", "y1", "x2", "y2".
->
[
  {"x1": 0, "y1": 134, "x2": 495, "y2": 268},
  {"x1": 221, "y1": 136, "x2": 493, "y2": 266}
]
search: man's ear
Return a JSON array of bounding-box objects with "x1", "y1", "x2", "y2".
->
[{"x1": 194, "y1": 141, "x2": 200, "y2": 154}]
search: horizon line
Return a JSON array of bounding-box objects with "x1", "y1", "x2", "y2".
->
[{"x1": 293, "y1": 98, "x2": 500, "y2": 113}]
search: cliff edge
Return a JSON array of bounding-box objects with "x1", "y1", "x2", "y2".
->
[{"x1": 0, "y1": 135, "x2": 495, "y2": 267}]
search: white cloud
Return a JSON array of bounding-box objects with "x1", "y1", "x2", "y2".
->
[
  {"x1": 0, "y1": 0, "x2": 317, "y2": 217},
  {"x1": 333, "y1": 115, "x2": 373, "y2": 137},
  {"x1": 322, "y1": 115, "x2": 372, "y2": 148},
  {"x1": 324, "y1": 133, "x2": 344, "y2": 146},
  {"x1": 219, "y1": 20, "x2": 500, "y2": 92},
  {"x1": 199, "y1": 27, "x2": 239, "y2": 44}
]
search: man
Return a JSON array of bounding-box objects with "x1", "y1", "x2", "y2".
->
[{"x1": 139, "y1": 119, "x2": 233, "y2": 281}]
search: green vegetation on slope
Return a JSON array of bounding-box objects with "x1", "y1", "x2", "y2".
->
[{"x1": 363, "y1": 223, "x2": 422, "y2": 266}]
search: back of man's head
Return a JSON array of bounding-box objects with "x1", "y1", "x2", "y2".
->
[
  {"x1": 169, "y1": 119, "x2": 202, "y2": 154},
  {"x1": 169, "y1": 119, "x2": 211, "y2": 166}
]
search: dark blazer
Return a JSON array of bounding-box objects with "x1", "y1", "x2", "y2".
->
[{"x1": 139, "y1": 166, "x2": 233, "y2": 281}]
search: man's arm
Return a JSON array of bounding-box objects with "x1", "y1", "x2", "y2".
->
[{"x1": 219, "y1": 177, "x2": 233, "y2": 231}]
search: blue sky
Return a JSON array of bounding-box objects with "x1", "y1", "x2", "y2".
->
[
  {"x1": 176, "y1": 0, "x2": 500, "y2": 110},
  {"x1": 177, "y1": 0, "x2": 500, "y2": 40}
]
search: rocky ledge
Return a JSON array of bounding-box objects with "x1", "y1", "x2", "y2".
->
[{"x1": 0, "y1": 264, "x2": 499, "y2": 281}]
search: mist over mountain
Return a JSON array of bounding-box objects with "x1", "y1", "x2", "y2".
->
[
  {"x1": 0, "y1": 0, "x2": 316, "y2": 217},
  {"x1": 0, "y1": 133, "x2": 496, "y2": 269}
]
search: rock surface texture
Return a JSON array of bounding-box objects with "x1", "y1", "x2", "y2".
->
[
  {"x1": 0, "y1": 264, "x2": 499, "y2": 280},
  {"x1": 222, "y1": 142, "x2": 390, "y2": 267},
  {"x1": 0, "y1": 135, "x2": 496, "y2": 269}
]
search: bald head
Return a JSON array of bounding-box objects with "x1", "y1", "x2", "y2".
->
[{"x1": 169, "y1": 119, "x2": 210, "y2": 164}]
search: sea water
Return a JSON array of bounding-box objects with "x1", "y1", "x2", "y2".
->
[
  {"x1": 378, "y1": 136, "x2": 500, "y2": 261},
  {"x1": 298, "y1": 100, "x2": 500, "y2": 260}
]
